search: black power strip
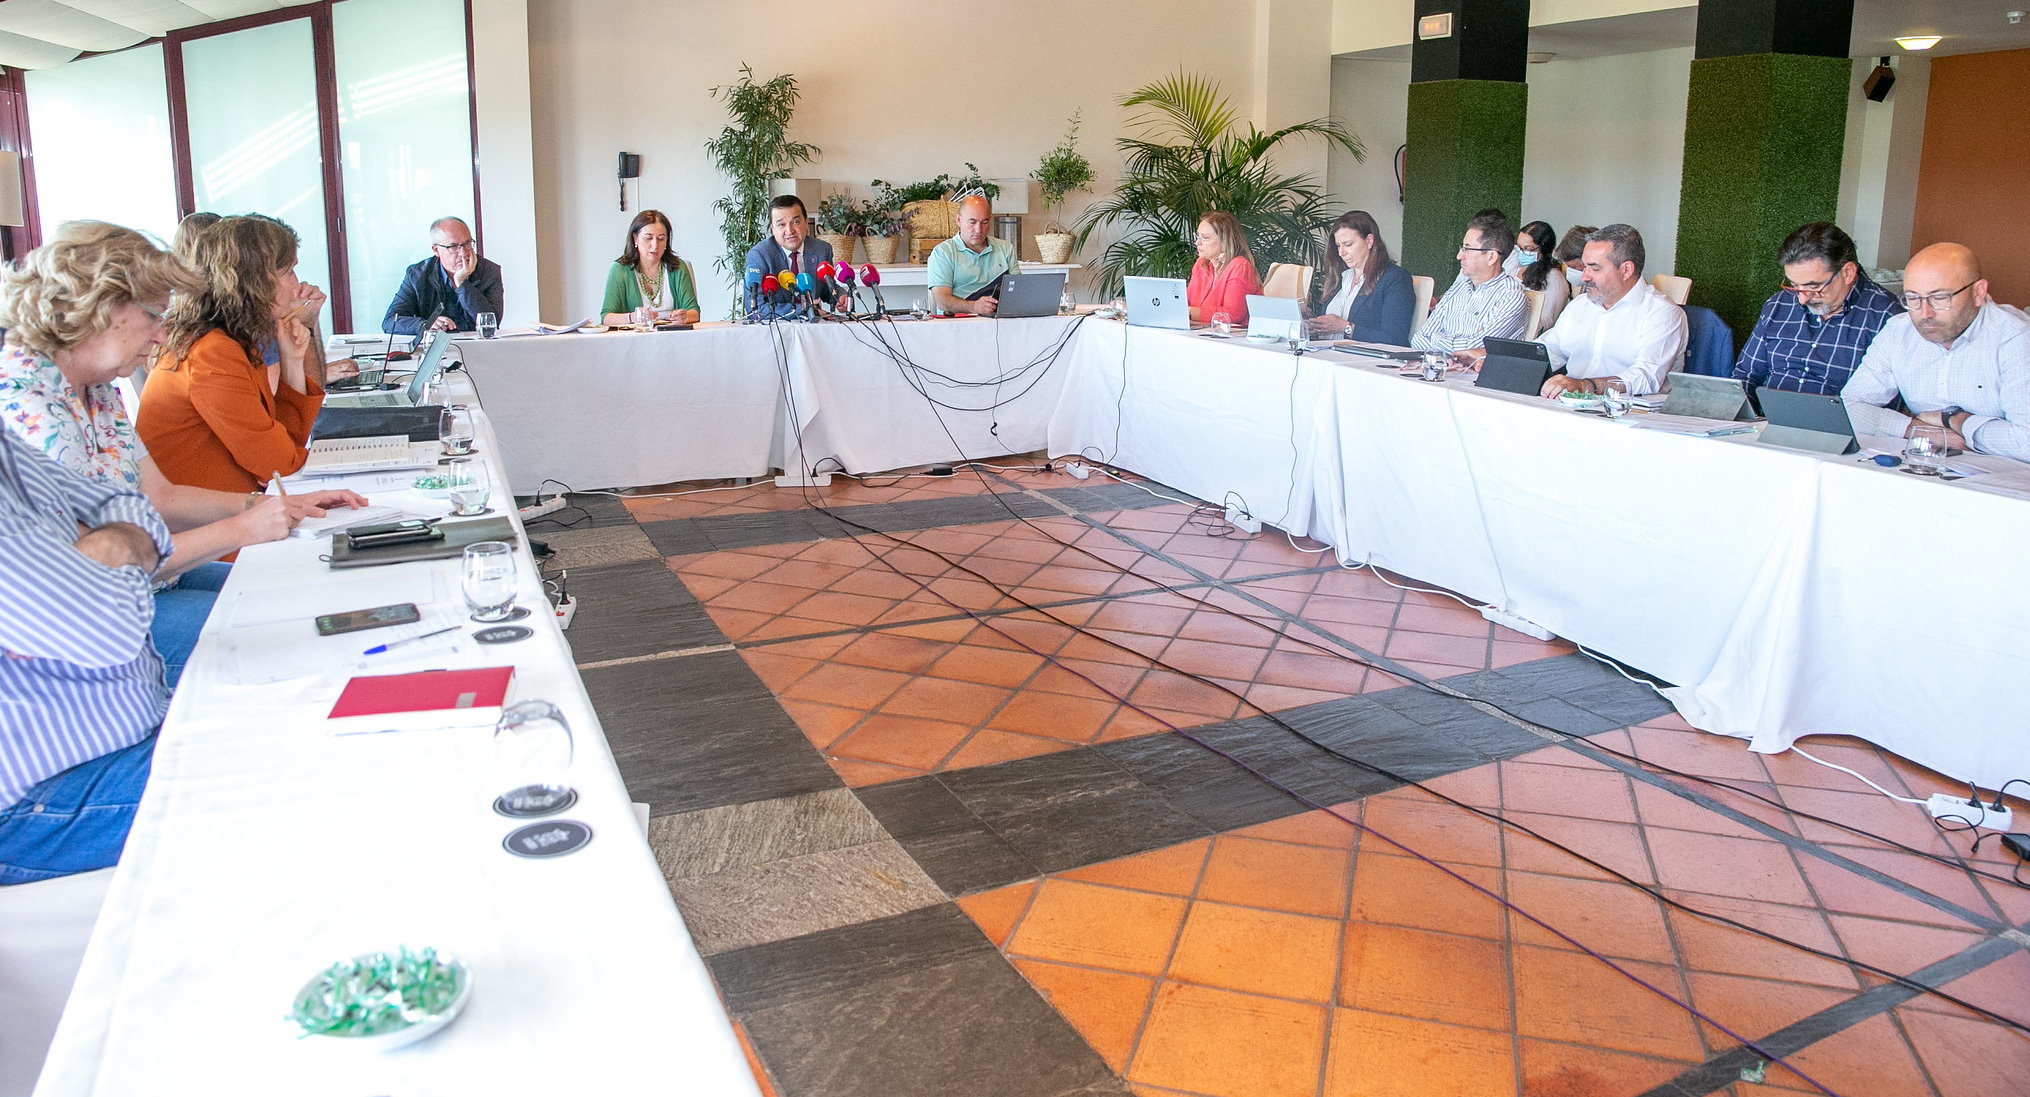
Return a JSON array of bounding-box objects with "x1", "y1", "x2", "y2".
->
[{"x1": 2004, "y1": 834, "x2": 2030, "y2": 861}]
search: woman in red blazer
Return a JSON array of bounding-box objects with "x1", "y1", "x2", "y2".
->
[{"x1": 1186, "y1": 211, "x2": 1262, "y2": 326}]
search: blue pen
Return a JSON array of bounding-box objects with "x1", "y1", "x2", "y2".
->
[{"x1": 363, "y1": 626, "x2": 458, "y2": 656}]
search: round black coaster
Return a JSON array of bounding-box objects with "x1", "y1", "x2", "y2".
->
[
  {"x1": 445, "y1": 506, "x2": 496, "y2": 518},
  {"x1": 493, "y1": 784, "x2": 578, "y2": 818},
  {"x1": 474, "y1": 625, "x2": 533, "y2": 644},
  {"x1": 502, "y1": 819, "x2": 592, "y2": 858},
  {"x1": 470, "y1": 606, "x2": 531, "y2": 624}
]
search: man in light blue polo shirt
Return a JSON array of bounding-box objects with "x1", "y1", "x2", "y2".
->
[{"x1": 928, "y1": 194, "x2": 1019, "y2": 316}]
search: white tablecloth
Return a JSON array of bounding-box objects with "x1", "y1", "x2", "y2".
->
[{"x1": 36, "y1": 389, "x2": 759, "y2": 1096}]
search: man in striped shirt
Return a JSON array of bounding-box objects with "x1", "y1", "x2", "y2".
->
[
  {"x1": 1732, "y1": 222, "x2": 1903, "y2": 395},
  {"x1": 1413, "y1": 210, "x2": 1530, "y2": 367},
  {"x1": 0, "y1": 428, "x2": 172, "y2": 884}
]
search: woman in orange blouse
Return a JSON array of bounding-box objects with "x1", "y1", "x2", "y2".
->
[
  {"x1": 1185, "y1": 211, "x2": 1262, "y2": 326},
  {"x1": 139, "y1": 215, "x2": 326, "y2": 494}
]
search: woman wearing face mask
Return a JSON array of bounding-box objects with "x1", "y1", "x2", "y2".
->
[
  {"x1": 1515, "y1": 221, "x2": 1570, "y2": 333},
  {"x1": 1552, "y1": 225, "x2": 1595, "y2": 297},
  {"x1": 1305, "y1": 210, "x2": 1414, "y2": 346}
]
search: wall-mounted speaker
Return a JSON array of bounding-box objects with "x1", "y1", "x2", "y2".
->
[{"x1": 1863, "y1": 57, "x2": 1896, "y2": 103}]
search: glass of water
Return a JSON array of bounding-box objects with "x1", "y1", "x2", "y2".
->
[
  {"x1": 1210, "y1": 311, "x2": 1233, "y2": 337},
  {"x1": 491, "y1": 699, "x2": 576, "y2": 817},
  {"x1": 909, "y1": 299, "x2": 930, "y2": 321},
  {"x1": 1904, "y1": 423, "x2": 1949, "y2": 475},
  {"x1": 446, "y1": 459, "x2": 490, "y2": 516},
  {"x1": 1601, "y1": 379, "x2": 1631, "y2": 418},
  {"x1": 462, "y1": 541, "x2": 517, "y2": 622},
  {"x1": 439, "y1": 405, "x2": 475, "y2": 455},
  {"x1": 1059, "y1": 289, "x2": 1075, "y2": 316},
  {"x1": 476, "y1": 311, "x2": 499, "y2": 339},
  {"x1": 632, "y1": 305, "x2": 656, "y2": 332}
]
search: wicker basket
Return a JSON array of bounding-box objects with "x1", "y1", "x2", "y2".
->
[
  {"x1": 902, "y1": 199, "x2": 958, "y2": 241},
  {"x1": 818, "y1": 233, "x2": 856, "y2": 267},
  {"x1": 863, "y1": 235, "x2": 899, "y2": 265},
  {"x1": 1034, "y1": 232, "x2": 1075, "y2": 265}
]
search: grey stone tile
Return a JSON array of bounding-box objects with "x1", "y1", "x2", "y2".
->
[
  {"x1": 1098, "y1": 722, "x2": 1362, "y2": 832},
  {"x1": 648, "y1": 787, "x2": 888, "y2": 878},
  {"x1": 858, "y1": 778, "x2": 1040, "y2": 897},
  {"x1": 1503, "y1": 695, "x2": 1621, "y2": 736},
  {"x1": 564, "y1": 557, "x2": 724, "y2": 662},
  {"x1": 582, "y1": 649, "x2": 840, "y2": 815},
  {"x1": 1041, "y1": 481, "x2": 1184, "y2": 512},
  {"x1": 939, "y1": 750, "x2": 1211, "y2": 875},
  {"x1": 708, "y1": 903, "x2": 995, "y2": 1015},
  {"x1": 667, "y1": 839, "x2": 946, "y2": 955},
  {"x1": 739, "y1": 951, "x2": 1116, "y2": 1097},
  {"x1": 637, "y1": 517, "x2": 718, "y2": 557},
  {"x1": 532, "y1": 523, "x2": 662, "y2": 571},
  {"x1": 700, "y1": 509, "x2": 833, "y2": 550}
]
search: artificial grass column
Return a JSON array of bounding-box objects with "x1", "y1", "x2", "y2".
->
[
  {"x1": 1674, "y1": 53, "x2": 1851, "y2": 343},
  {"x1": 1402, "y1": 80, "x2": 1527, "y2": 277}
]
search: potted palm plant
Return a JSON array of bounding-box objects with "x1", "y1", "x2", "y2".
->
[
  {"x1": 1032, "y1": 111, "x2": 1096, "y2": 264},
  {"x1": 1075, "y1": 71, "x2": 1363, "y2": 299}
]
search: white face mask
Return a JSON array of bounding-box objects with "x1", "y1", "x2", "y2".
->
[
  {"x1": 1565, "y1": 266, "x2": 1585, "y2": 288},
  {"x1": 1515, "y1": 249, "x2": 1538, "y2": 265}
]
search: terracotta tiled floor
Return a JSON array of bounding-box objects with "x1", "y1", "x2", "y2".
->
[{"x1": 575, "y1": 464, "x2": 2030, "y2": 1097}]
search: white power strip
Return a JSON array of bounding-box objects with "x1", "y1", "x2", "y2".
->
[
  {"x1": 1926, "y1": 793, "x2": 2013, "y2": 831},
  {"x1": 1065, "y1": 461, "x2": 1091, "y2": 480},
  {"x1": 552, "y1": 594, "x2": 576, "y2": 631},
  {"x1": 519, "y1": 496, "x2": 565, "y2": 520},
  {"x1": 1223, "y1": 503, "x2": 1261, "y2": 534},
  {"x1": 1480, "y1": 605, "x2": 1556, "y2": 641}
]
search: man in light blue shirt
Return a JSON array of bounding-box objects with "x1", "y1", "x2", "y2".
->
[{"x1": 928, "y1": 194, "x2": 1019, "y2": 316}]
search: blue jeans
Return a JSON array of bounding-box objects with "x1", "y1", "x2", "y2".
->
[
  {"x1": 0, "y1": 735, "x2": 157, "y2": 885},
  {"x1": 151, "y1": 561, "x2": 231, "y2": 689}
]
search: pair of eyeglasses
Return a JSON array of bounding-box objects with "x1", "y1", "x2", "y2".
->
[
  {"x1": 433, "y1": 240, "x2": 476, "y2": 253},
  {"x1": 1900, "y1": 281, "x2": 1977, "y2": 311},
  {"x1": 137, "y1": 302, "x2": 168, "y2": 325},
  {"x1": 1459, "y1": 245, "x2": 1499, "y2": 254}
]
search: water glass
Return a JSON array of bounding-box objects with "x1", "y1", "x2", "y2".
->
[
  {"x1": 439, "y1": 405, "x2": 476, "y2": 455},
  {"x1": 632, "y1": 305, "x2": 656, "y2": 333},
  {"x1": 491, "y1": 700, "x2": 576, "y2": 816},
  {"x1": 446, "y1": 459, "x2": 490, "y2": 516},
  {"x1": 1420, "y1": 352, "x2": 1448, "y2": 381},
  {"x1": 462, "y1": 541, "x2": 517, "y2": 622},
  {"x1": 1904, "y1": 423, "x2": 1949, "y2": 475},
  {"x1": 909, "y1": 301, "x2": 930, "y2": 321},
  {"x1": 1059, "y1": 290, "x2": 1075, "y2": 316},
  {"x1": 1601, "y1": 379, "x2": 1631, "y2": 418},
  {"x1": 476, "y1": 311, "x2": 499, "y2": 340},
  {"x1": 1210, "y1": 311, "x2": 1233, "y2": 337}
]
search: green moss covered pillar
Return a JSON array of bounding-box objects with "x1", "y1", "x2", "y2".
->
[
  {"x1": 1674, "y1": 0, "x2": 1855, "y2": 343},
  {"x1": 1400, "y1": 0, "x2": 1530, "y2": 277}
]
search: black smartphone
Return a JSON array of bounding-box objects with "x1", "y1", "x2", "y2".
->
[
  {"x1": 346, "y1": 521, "x2": 444, "y2": 550},
  {"x1": 315, "y1": 602, "x2": 422, "y2": 636},
  {"x1": 348, "y1": 518, "x2": 435, "y2": 538}
]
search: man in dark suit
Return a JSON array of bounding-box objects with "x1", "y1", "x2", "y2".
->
[
  {"x1": 382, "y1": 217, "x2": 505, "y2": 336},
  {"x1": 742, "y1": 195, "x2": 839, "y2": 320}
]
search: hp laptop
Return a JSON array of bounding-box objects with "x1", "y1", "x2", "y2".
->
[
  {"x1": 1124, "y1": 276, "x2": 1190, "y2": 330},
  {"x1": 1755, "y1": 387, "x2": 1859, "y2": 454},
  {"x1": 325, "y1": 330, "x2": 449, "y2": 408},
  {"x1": 995, "y1": 271, "x2": 1068, "y2": 318},
  {"x1": 1245, "y1": 295, "x2": 1303, "y2": 342},
  {"x1": 1660, "y1": 371, "x2": 1759, "y2": 422},
  {"x1": 1476, "y1": 337, "x2": 1555, "y2": 396}
]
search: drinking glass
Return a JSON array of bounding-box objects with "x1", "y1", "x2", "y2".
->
[
  {"x1": 632, "y1": 305, "x2": 656, "y2": 333},
  {"x1": 1601, "y1": 379, "x2": 1631, "y2": 418},
  {"x1": 1210, "y1": 311, "x2": 1233, "y2": 337},
  {"x1": 1904, "y1": 423, "x2": 1948, "y2": 476},
  {"x1": 439, "y1": 405, "x2": 475, "y2": 455},
  {"x1": 1420, "y1": 351, "x2": 1448, "y2": 381},
  {"x1": 909, "y1": 300, "x2": 930, "y2": 321},
  {"x1": 476, "y1": 311, "x2": 499, "y2": 340},
  {"x1": 491, "y1": 700, "x2": 576, "y2": 817},
  {"x1": 446, "y1": 459, "x2": 490, "y2": 516},
  {"x1": 1059, "y1": 289, "x2": 1075, "y2": 316},
  {"x1": 462, "y1": 541, "x2": 518, "y2": 622}
]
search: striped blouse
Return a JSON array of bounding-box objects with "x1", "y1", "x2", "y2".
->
[{"x1": 0, "y1": 429, "x2": 171, "y2": 810}]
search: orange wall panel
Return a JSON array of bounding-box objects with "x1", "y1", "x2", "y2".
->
[{"x1": 1912, "y1": 49, "x2": 2030, "y2": 303}]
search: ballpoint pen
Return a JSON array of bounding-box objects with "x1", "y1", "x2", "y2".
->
[{"x1": 362, "y1": 626, "x2": 458, "y2": 656}]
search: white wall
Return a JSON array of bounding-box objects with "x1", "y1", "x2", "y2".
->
[
  {"x1": 1325, "y1": 56, "x2": 1410, "y2": 257},
  {"x1": 471, "y1": 0, "x2": 540, "y2": 325},
  {"x1": 1838, "y1": 53, "x2": 1928, "y2": 271},
  {"x1": 527, "y1": 0, "x2": 1307, "y2": 322},
  {"x1": 1521, "y1": 46, "x2": 1691, "y2": 276}
]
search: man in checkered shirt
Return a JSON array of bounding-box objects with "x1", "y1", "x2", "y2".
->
[{"x1": 1732, "y1": 222, "x2": 1903, "y2": 395}]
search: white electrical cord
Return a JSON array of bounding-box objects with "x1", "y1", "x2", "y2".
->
[
  {"x1": 1343, "y1": 552, "x2": 1489, "y2": 611},
  {"x1": 1789, "y1": 746, "x2": 1928, "y2": 805}
]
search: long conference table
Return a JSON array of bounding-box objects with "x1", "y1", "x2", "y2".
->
[
  {"x1": 33, "y1": 377, "x2": 761, "y2": 1095},
  {"x1": 463, "y1": 316, "x2": 2030, "y2": 791}
]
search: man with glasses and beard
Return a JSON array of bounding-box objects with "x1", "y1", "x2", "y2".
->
[
  {"x1": 1843, "y1": 242, "x2": 2030, "y2": 462},
  {"x1": 1733, "y1": 222, "x2": 1903, "y2": 394}
]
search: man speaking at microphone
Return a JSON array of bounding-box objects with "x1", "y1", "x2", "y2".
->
[
  {"x1": 928, "y1": 194, "x2": 1019, "y2": 316},
  {"x1": 742, "y1": 195, "x2": 839, "y2": 320}
]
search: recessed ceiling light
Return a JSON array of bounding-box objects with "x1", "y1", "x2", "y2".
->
[{"x1": 1895, "y1": 35, "x2": 1944, "y2": 50}]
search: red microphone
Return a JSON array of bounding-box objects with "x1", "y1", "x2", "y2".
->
[
  {"x1": 761, "y1": 274, "x2": 780, "y2": 297},
  {"x1": 815, "y1": 261, "x2": 835, "y2": 281}
]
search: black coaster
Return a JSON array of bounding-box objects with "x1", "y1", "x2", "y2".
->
[
  {"x1": 474, "y1": 625, "x2": 533, "y2": 644},
  {"x1": 502, "y1": 819, "x2": 592, "y2": 858},
  {"x1": 445, "y1": 506, "x2": 496, "y2": 518},
  {"x1": 470, "y1": 606, "x2": 531, "y2": 624},
  {"x1": 493, "y1": 785, "x2": 578, "y2": 818}
]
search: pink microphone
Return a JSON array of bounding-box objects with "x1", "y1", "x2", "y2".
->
[{"x1": 859, "y1": 265, "x2": 887, "y2": 313}]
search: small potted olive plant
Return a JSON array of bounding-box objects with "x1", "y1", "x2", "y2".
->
[{"x1": 1032, "y1": 111, "x2": 1096, "y2": 264}]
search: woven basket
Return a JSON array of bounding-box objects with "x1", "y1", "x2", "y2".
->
[
  {"x1": 910, "y1": 236, "x2": 950, "y2": 265},
  {"x1": 863, "y1": 236, "x2": 899, "y2": 265},
  {"x1": 902, "y1": 199, "x2": 958, "y2": 240},
  {"x1": 818, "y1": 233, "x2": 856, "y2": 267},
  {"x1": 1034, "y1": 232, "x2": 1075, "y2": 265}
]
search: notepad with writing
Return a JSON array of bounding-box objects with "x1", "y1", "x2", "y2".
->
[{"x1": 326, "y1": 666, "x2": 515, "y2": 734}]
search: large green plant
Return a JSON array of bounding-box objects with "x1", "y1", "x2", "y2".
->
[
  {"x1": 1076, "y1": 72, "x2": 1363, "y2": 299},
  {"x1": 705, "y1": 66, "x2": 820, "y2": 300}
]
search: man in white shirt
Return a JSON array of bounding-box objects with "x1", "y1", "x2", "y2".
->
[
  {"x1": 1536, "y1": 224, "x2": 1688, "y2": 397},
  {"x1": 1842, "y1": 242, "x2": 2030, "y2": 462},
  {"x1": 1412, "y1": 211, "x2": 1529, "y2": 365}
]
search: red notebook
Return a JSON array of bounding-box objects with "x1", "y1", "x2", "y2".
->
[{"x1": 327, "y1": 667, "x2": 515, "y2": 734}]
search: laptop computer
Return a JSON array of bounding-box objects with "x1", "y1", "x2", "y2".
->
[
  {"x1": 1476, "y1": 337, "x2": 1555, "y2": 395},
  {"x1": 1124, "y1": 276, "x2": 1190, "y2": 330},
  {"x1": 995, "y1": 271, "x2": 1067, "y2": 318},
  {"x1": 1755, "y1": 387, "x2": 1859, "y2": 454},
  {"x1": 1245, "y1": 295, "x2": 1303, "y2": 342},
  {"x1": 325, "y1": 330, "x2": 448, "y2": 408},
  {"x1": 1660, "y1": 371, "x2": 1759, "y2": 422}
]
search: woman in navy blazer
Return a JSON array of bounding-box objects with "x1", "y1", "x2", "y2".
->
[{"x1": 1305, "y1": 210, "x2": 1415, "y2": 347}]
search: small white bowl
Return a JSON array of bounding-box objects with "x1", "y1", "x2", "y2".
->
[{"x1": 289, "y1": 950, "x2": 473, "y2": 1051}]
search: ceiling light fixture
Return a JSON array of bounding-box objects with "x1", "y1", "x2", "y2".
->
[{"x1": 1894, "y1": 35, "x2": 1944, "y2": 50}]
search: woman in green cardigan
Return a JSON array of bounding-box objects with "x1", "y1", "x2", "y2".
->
[{"x1": 600, "y1": 209, "x2": 700, "y2": 326}]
